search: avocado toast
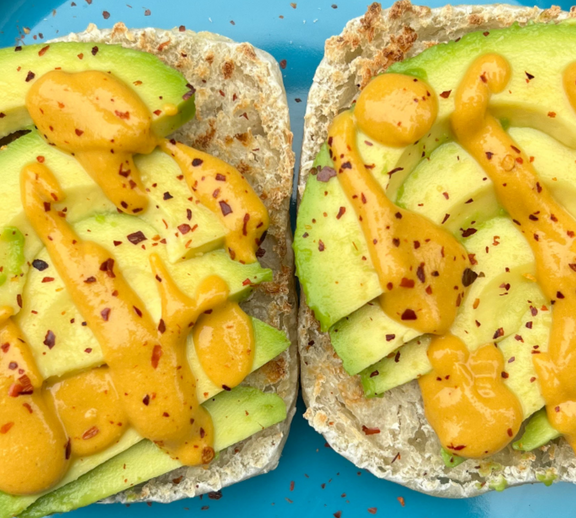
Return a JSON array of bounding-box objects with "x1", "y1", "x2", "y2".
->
[
  {"x1": 0, "y1": 22, "x2": 297, "y2": 515},
  {"x1": 296, "y1": 1, "x2": 576, "y2": 496}
]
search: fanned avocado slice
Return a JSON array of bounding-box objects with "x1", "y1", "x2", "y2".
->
[
  {"x1": 294, "y1": 144, "x2": 380, "y2": 331},
  {"x1": 12, "y1": 387, "x2": 286, "y2": 518},
  {"x1": 0, "y1": 42, "x2": 195, "y2": 139},
  {"x1": 513, "y1": 409, "x2": 561, "y2": 452}
]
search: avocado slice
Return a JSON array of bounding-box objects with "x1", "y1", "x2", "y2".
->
[
  {"x1": 513, "y1": 409, "x2": 561, "y2": 452},
  {"x1": 14, "y1": 387, "x2": 286, "y2": 518},
  {"x1": 0, "y1": 226, "x2": 25, "y2": 312},
  {"x1": 294, "y1": 144, "x2": 380, "y2": 331},
  {"x1": 396, "y1": 141, "x2": 501, "y2": 235},
  {"x1": 361, "y1": 336, "x2": 431, "y2": 398},
  {"x1": 330, "y1": 301, "x2": 420, "y2": 376},
  {"x1": 17, "y1": 214, "x2": 271, "y2": 379},
  {"x1": 0, "y1": 42, "x2": 195, "y2": 139}
]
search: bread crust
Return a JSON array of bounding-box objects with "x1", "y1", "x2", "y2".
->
[
  {"x1": 51, "y1": 23, "x2": 298, "y2": 504},
  {"x1": 299, "y1": 2, "x2": 576, "y2": 498}
]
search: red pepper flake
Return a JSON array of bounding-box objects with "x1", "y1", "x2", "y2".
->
[
  {"x1": 85, "y1": 348, "x2": 92, "y2": 354},
  {"x1": 555, "y1": 406, "x2": 561, "y2": 412},
  {"x1": 368, "y1": 508, "x2": 378, "y2": 515},
  {"x1": 219, "y1": 200, "x2": 233, "y2": 216},
  {"x1": 18, "y1": 375, "x2": 33, "y2": 395},
  {"x1": 208, "y1": 490, "x2": 222, "y2": 500},
  {"x1": 114, "y1": 110, "x2": 130, "y2": 120},
  {"x1": 439, "y1": 90, "x2": 451, "y2": 98},
  {"x1": 290, "y1": 481, "x2": 295, "y2": 491},
  {"x1": 179, "y1": 25, "x2": 186, "y2": 31},
  {"x1": 279, "y1": 59, "x2": 287, "y2": 69},
  {"x1": 77, "y1": 53, "x2": 84, "y2": 60},
  {"x1": 41, "y1": 276, "x2": 55, "y2": 283},
  {"x1": 441, "y1": 213, "x2": 450, "y2": 225},
  {"x1": 462, "y1": 268, "x2": 478, "y2": 287},
  {"x1": 334, "y1": 512, "x2": 342, "y2": 518},
  {"x1": 392, "y1": 238, "x2": 400, "y2": 247},
  {"x1": 43, "y1": 330, "x2": 56, "y2": 349},
  {"x1": 447, "y1": 444, "x2": 466, "y2": 451},
  {"x1": 102, "y1": 11, "x2": 110, "y2": 19},
  {"x1": 318, "y1": 240, "x2": 325, "y2": 252},
  {"x1": 1, "y1": 343, "x2": 9, "y2": 353},
  {"x1": 127, "y1": 231, "x2": 147, "y2": 245},
  {"x1": 417, "y1": 265, "x2": 425, "y2": 283},
  {"x1": 8, "y1": 362, "x2": 17, "y2": 370},
  {"x1": 25, "y1": 71, "x2": 35, "y2": 82},
  {"x1": 557, "y1": 291, "x2": 565, "y2": 299},
  {"x1": 101, "y1": 308, "x2": 111, "y2": 321},
  {"x1": 133, "y1": 306, "x2": 143, "y2": 317},
  {"x1": 143, "y1": 394, "x2": 150, "y2": 406},
  {"x1": 526, "y1": 321, "x2": 533, "y2": 329},
  {"x1": 401, "y1": 309, "x2": 417, "y2": 321},
  {"x1": 178, "y1": 224, "x2": 191, "y2": 235},
  {"x1": 387, "y1": 167, "x2": 404, "y2": 177},
  {"x1": 317, "y1": 166, "x2": 337, "y2": 182},
  {"x1": 38, "y1": 45, "x2": 50, "y2": 56},
  {"x1": 242, "y1": 213, "x2": 250, "y2": 236},
  {"x1": 336, "y1": 206, "x2": 346, "y2": 220},
  {"x1": 22, "y1": 402, "x2": 33, "y2": 414},
  {"x1": 242, "y1": 278, "x2": 252, "y2": 287},
  {"x1": 153, "y1": 109, "x2": 162, "y2": 116},
  {"x1": 92, "y1": 46, "x2": 99, "y2": 55},
  {"x1": 460, "y1": 227, "x2": 477, "y2": 238},
  {"x1": 501, "y1": 371, "x2": 509, "y2": 379},
  {"x1": 215, "y1": 173, "x2": 227, "y2": 182},
  {"x1": 151, "y1": 345, "x2": 163, "y2": 369},
  {"x1": 192, "y1": 158, "x2": 203, "y2": 167},
  {"x1": 158, "y1": 319, "x2": 166, "y2": 334},
  {"x1": 548, "y1": 111, "x2": 556, "y2": 118},
  {"x1": 144, "y1": 8, "x2": 151, "y2": 15},
  {"x1": 99, "y1": 258, "x2": 116, "y2": 277},
  {"x1": 397, "y1": 497, "x2": 405, "y2": 507},
  {"x1": 361, "y1": 193, "x2": 367, "y2": 204},
  {"x1": 395, "y1": 351, "x2": 401, "y2": 363},
  {"x1": 400, "y1": 278, "x2": 415, "y2": 288},
  {"x1": 44, "y1": 202, "x2": 51, "y2": 212},
  {"x1": 0, "y1": 422, "x2": 14, "y2": 434},
  {"x1": 82, "y1": 426, "x2": 100, "y2": 440},
  {"x1": 493, "y1": 327, "x2": 504, "y2": 339}
]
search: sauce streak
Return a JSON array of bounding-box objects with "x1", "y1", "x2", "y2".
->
[
  {"x1": 26, "y1": 70, "x2": 157, "y2": 214},
  {"x1": 452, "y1": 53, "x2": 576, "y2": 450},
  {"x1": 0, "y1": 307, "x2": 69, "y2": 495},
  {"x1": 160, "y1": 139, "x2": 269, "y2": 264},
  {"x1": 327, "y1": 109, "x2": 469, "y2": 334}
]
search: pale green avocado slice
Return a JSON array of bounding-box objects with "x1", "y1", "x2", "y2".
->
[
  {"x1": 0, "y1": 42, "x2": 195, "y2": 139},
  {"x1": 11, "y1": 387, "x2": 286, "y2": 518},
  {"x1": 293, "y1": 143, "x2": 381, "y2": 331},
  {"x1": 0, "y1": 319, "x2": 289, "y2": 517},
  {"x1": 513, "y1": 409, "x2": 561, "y2": 452},
  {"x1": 17, "y1": 213, "x2": 272, "y2": 380}
]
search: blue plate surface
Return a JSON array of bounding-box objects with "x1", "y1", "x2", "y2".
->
[{"x1": 1, "y1": 0, "x2": 576, "y2": 516}]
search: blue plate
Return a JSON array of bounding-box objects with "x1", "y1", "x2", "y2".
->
[{"x1": 1, "y1": 1, "x2": 575, "y2": 517}]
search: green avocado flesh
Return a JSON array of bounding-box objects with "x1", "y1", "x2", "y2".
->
[
  {"x1": 513, "y1": 409, "x2": 562, "y2": 452},
  {"x1": 0, "y1": 42, "x2": 195, "y2": 139},
  {"x1": 293, "y1": 22, "x2": 576, "y2": 455},
  {"x1": 2, "y1": 387, "x2": 286, "y2": 518}
]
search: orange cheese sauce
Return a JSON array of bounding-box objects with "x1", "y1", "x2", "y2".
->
[
  {"x1": 48, "y1": 367, "x2": 127, "y2": 458},
  {"x1": 0, "y1": 308, "x2": 69, "y2": 495},
  {"x1": 193, "y1": 301, "x2": 255, "y2": 390},
  {"x1": 327, "y1": 109, "x2": 469, "y2": 335},
  {"x1": 27, "y1": 70, "x2": 158, "y2": 214},
  {"x1": 419, "y1": 334, "x2": 522, "y2": 458},
  {"x1": 451, "y1": 53, "x2": 576, "y2": 451},
  {"x1": 0, "y1": 68, "x2": 264, "y2": 494},
  {"x1": 160, "y1": 139, "x2": 269, "y2": 264}
]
